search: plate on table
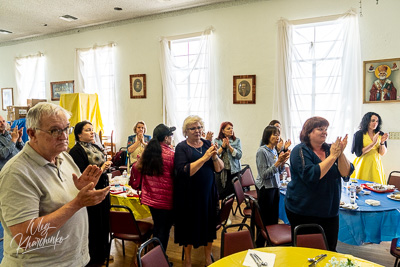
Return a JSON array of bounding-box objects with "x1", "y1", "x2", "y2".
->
[
  {"x1": 365, "y1": 199, "x2": 381, "y2": 206},
  {"x1": 387, "y1": 193, "x2": 400, "y2": 201},
  {"x1": 361, "y1": 183, "x2": 395, "y2": 193},
  {"x1": 340, "y1": 202, "x2": 359, "y2": 210}
]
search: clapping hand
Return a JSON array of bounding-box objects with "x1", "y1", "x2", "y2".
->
[
  {"x1": 73, "y1": 165, "x2": 103, "y2": 190},
  {"x1": 381, "y1": 132, "x2": 389, "y2": 143},
  {"x1": 277, "y1": 139, "x2": 284, "y2": 151},
  {"x1": 222, "y1": 137, "x2": 229, "y2": 148},
  {"x1": 277, "y1": 150, "x2": 290, "y2": 165},
  {"x1": 206, "y1": 131, "x2": 214, "y2": 141},
  {"x1": 10, "y1": 126, "x2": 19, "y2": 143},
  {"x1": 75, "y1": 181, "x2": 110, "y2": 208},
  {"x1": 204, "y1": 143, "x2": 218, "y2": 161},
  {"x1": 339, "y1": 134, "x2": 348, "y2": 152},
  {"x1": 330, "y1": 137, "x2": 342, "y2": 159},
  {"x1": 372, "y1": 132, "x2": 380, "y2": 145},
  {"x1": 284, "y1": 139, "x2": 291, "y2": 150}
]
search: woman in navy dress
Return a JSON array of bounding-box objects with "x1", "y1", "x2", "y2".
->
[{"x1": 174, "y1": 115, "x2": 224, "y2": 267}]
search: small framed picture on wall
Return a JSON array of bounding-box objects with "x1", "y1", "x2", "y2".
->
[
  {"x1": 51, "y1": 80, "x2": 74, "y2": 101},
  {"x1": 130, "y1": 74, "x2": 146, "y2": 99},
  {"x1": 233, "y1": 75, "x2": 256, "y2": 104},
  {"x1": 1, "y1": 88, "x2": 14, "y2": 111}
]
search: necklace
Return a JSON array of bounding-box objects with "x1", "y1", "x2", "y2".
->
[{"x1": 187, "y1": 141, "x2": 203, "y2": 154}]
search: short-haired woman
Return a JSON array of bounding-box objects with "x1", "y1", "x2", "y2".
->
[
  {"x1": 255, "y1": 125, "x2": 290, "y2": 247},
  {"x1": 285, "y1": 117, "x2": 353, "y2": 251},
  {"x1": 174, "y1": 115, "x2": 224, "y2": 267},
  {"x1": 351, "y1": 112, "x2": 388, "y2": 184},
  {"x1": 127, "y1": 121, "x2": 151, "y2": 169}
]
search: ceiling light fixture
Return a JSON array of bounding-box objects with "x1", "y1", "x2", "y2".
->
[
  {"x1": 59, "y1": 15, "x2": 78, "y2": 22},
  {"x1": 0, "y1": 29, "x2": 12, "y2": 34},
  {"x1": 114, "y1": 7, "x2": 122, "y2": 11}
]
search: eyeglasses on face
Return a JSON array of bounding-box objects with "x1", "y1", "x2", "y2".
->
[
  {"x1": 188, "y1": 126, "x2": 203, "y2": 131},
  {"x1": 36, "y1": 126, "x2": 74, "y2": 138}
]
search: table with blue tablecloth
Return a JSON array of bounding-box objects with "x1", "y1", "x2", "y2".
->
[{"x1": 279, "y1": 179, "x2": 400, "y2": 245}]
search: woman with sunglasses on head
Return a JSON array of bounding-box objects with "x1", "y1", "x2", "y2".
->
[
  {"x1": 351, "y1": 112, "x2": 388, "y2": 184},
  {"x1": 213, "y1": 121, "x2": 242, "y2": 200},
  {"x1": 69, "y1": 121, "x2": 112, "y2": 265},
  {"x1": 174, "y1": 115, "x2": 224, "y2": 267}
]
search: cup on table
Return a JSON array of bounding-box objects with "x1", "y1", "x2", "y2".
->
[{"x1": 107, "y1": 173, "x2": 112, "y2": 183}]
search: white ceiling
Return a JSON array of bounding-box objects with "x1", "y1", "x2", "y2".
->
[{"x1": 0, "y1": 0, "x2": 235, "y2": 45}]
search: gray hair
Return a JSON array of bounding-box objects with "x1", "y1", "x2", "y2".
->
[
  {"x1": 26, "y1": 102, "x2": 71, "y2": 129},
  {"x1": 182, "y1": 115, "x2": 204, "y2": 137}
]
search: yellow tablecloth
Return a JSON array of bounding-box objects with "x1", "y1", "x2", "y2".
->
[
  {"x1": 210, "y1": 247, "x2": 383, "y2": 267},
  {"x1": 110, "y1": 194, "x2": 151, "y2": 220}
]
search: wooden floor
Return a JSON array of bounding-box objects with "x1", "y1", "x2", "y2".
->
[{"x1": 107, "y1": 202, "x2": 396, "y2": 267}]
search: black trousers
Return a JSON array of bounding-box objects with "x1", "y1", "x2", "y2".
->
[
  {"x1": 255, "y1": 187, "x2": 280, "y2": 247},
  {"x1": 149, "y1": 207, "x2": 174, "y2": 251},
  {"x1": 285, "y1": 207, "x2": 339, "y2": 251}
]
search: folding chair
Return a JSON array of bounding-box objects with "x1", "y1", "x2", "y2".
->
[
  {"x1": 388, "y1": 171, "x2": 400, "y2": 189},
  {"x1": 239, "y1": 164, "x2": 258, "y2": 200},
  {"x1": 137, "y1": 237, "x2": 171, "y2": 267},
  {"x1": 221, "y1": 223, "x2": 254, "y2": 258},
  {"x1": 232, "y1": 177, "x2": 252, "y2": 229},
  {"x1": 107, "y1": 205, "x2": 153, "y2": 267},
  {"x1": 250, "y1": 196, "x2": 291, "y2": 246},
  {"x1": 390, "y1": 238, "x2": 400, "y2": 267},
  {"x1": 293, "y1": 224, "x2": 328, "y2": 250}
]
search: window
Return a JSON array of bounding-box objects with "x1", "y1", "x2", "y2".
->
[
  {"x1": 160, "y1": 28, "x2": 215, "y2": 142},
  {"x1": 15, "y1": 53, "x2": 45, "y2": 105},
  {"x1": 76, "y1": 44, "x2": 116, "y2": 135},
  {"x1": 170, "y1": 36, "x2": 209, "y2": 127},
  {"x1": 290, "y1": 21, "x2": 343, "y2": 142},
  {"x1": 274, "y1": 13, "x2": 361, "y2": 145}
]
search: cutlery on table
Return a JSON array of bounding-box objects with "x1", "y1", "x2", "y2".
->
[
  {"x1": 250, "y1": 252, "x2": 268, "y2": 266},
  {"x1": 308, "y1": 254, "x2": 327, "y2": 266}
]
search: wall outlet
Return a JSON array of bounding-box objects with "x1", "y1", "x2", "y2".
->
[{"x1": 389, "y1": 132, "x2": 400, "y2": 140}]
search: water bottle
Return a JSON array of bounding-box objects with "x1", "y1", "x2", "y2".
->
[
  {"x1": 350, "y1": 184, "x2": 356, "y2": 196},
  {"x1": 350, "y1": 195, "x2": 355, "y2": 204},
  {"x1": 282, "y1": 171, "x2": 287, "y2": 183},
  {"x1": 122, "y1": 170, "x2": 127, "y2": 178}
]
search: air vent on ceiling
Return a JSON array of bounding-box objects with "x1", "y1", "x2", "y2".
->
[
  {"x1": 59, "y1": 15, "x2": 78, "y2": 22},
  {"x1": 0, "y1": 29, "x2": 13, "y2": 34}
]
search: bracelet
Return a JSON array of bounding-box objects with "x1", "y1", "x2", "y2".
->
[
  {"x1": 380, "y1": 143, "x2": 384, "y2": 145},
  {"x1": 212, "y1": 157, "x2": 218, "y2": 161}
]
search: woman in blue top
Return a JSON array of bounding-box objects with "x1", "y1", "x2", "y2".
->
[
  {"x1": 255, "y1": 125, "x2": 290, "y2": 247},
  {"x1": 214, "y1": 121, "x2": 242, "y2": 200},
  {"x1": 127, "y1": 120, "x2": 151, "y2": 169},
  {"x1": 285, "y1": 116, "x2": 353, "y2": 251}
]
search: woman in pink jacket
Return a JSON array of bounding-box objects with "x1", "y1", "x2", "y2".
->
[{"x1": 136, "y1": 123, "x2": 175, "y2": 250}]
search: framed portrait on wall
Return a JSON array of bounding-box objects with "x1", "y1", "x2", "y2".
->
[
  {"x1": 51, "y1": 80, "x2": 74, "y2": 101},
  {"x1": 233, "y1": 75, "x2": 256, "y2": 104},
  {"x1": 363, "y1": 58, "x2": 400, "y2": 103},
  {"x1": 1, "y1": 88, "x2": 13, "y2": 111},
  {"x1": 130, "y1": 74, "x2": 146, "y2": 99}
]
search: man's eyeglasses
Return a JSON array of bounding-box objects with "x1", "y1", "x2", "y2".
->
[
  {"x1": 36, "y1": 126, "x2": 74, "y2": 138},
  {"x1": 188, "y1": 126, "x2": 203, "y2": 131}
]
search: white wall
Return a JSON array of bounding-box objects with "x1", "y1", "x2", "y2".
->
[{"x1": 0, "y1": 0, "x2": 399, "y2": 178}]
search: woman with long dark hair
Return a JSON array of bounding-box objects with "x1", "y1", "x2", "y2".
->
[
  {"x1": 213, "y1": 121, "x2": 242, "y2": 200},
  {"x1": 135, "y1": 123, "x2": 175, "y2": 250},
  {"x1": 255, "y1": 125, "x2": 290, "y2": 247},
  {"x1": 69, "y1": 121, "x2": 112, "y2": 265},
  {"x1": 351, "y1": 112, "x2": 388, "y2": 184}
]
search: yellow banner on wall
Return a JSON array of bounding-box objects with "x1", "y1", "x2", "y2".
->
[{"x1": 60, "y1": 93, "x2": 103, "y2": 148}]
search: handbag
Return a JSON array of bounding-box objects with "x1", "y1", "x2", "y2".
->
[{"x1": 129, "y1": 162, "x2": 142, "y2": 190}]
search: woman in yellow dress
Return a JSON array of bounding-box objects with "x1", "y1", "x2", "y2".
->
[{"x1": 351, "y1": 112, "x2": 388, "y2": 184}]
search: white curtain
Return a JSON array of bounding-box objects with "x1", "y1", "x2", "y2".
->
[
  {"x1": 160, "y1": 27, "x2": 217, "y2": 143},
  {"x1": 274, "y1": 11, "x2": 362, "y2": 150},
  {"x1": 75, "y1": 44, "x2": 116, "y2": 136},
  {"x1": 15, "y1": 53, "x2": 45, "y2": 105}
]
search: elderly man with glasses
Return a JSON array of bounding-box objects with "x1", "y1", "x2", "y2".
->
[{"x1": 0, "y1": 102, "x2": 110, "y2": 266}]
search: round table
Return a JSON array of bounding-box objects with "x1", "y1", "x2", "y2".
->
[
  {"x1": 209, "y1": 247, "x2": 383, "y2": 267},
  {"x1": 279, "y1": 179, "x2": 400, "y2": 245},
  {"x1": 110, "y1": 193, "x2": 151, "y2": 220}
]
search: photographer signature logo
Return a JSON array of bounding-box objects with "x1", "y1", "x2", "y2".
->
[{"x1": 11, "y1": 218, "x2": 69, "y2": 254}]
